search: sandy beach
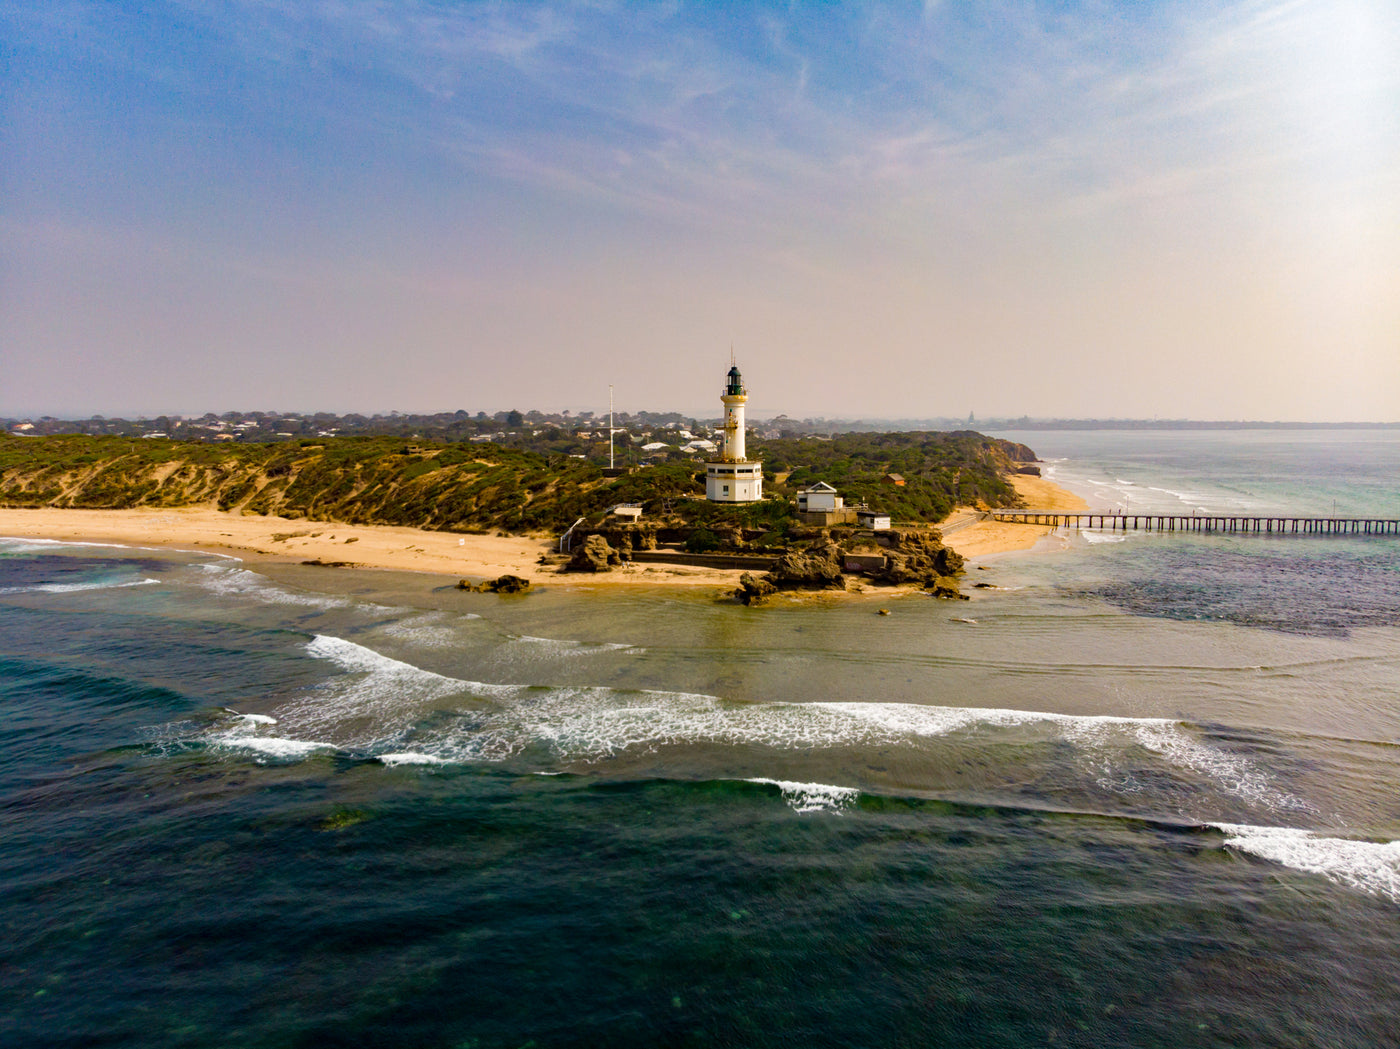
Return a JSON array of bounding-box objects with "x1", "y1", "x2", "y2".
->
[
  {"x1": 0, "y1": 472, "x2": 1088, "y2": 587},
  {"x1": 938, "y1": 474, "x2": 1091, "y2": 559},
  {"x1": 0, "y1": 507, "x2": 726, "y2": 587}
]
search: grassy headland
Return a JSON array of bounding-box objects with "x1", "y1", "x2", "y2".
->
[{"x1": 0, "y1": 431, "x2": 1036, "y2": 536}]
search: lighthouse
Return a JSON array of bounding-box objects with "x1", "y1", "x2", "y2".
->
[{"x1": 706, "y1": 361, "x2": 763, "y2": 503}]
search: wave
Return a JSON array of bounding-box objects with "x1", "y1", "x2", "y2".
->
[
  {"x1": 168, "y1": 638, "x2": 1306, "y2": 819},
  {"x1": 222, "y1": 710, "x2": 278, "y2": 727},
  {"x1": 277, "y1": 634, "x2": 518, "y2": 746},
  {"x1": 204, "y1": 708, "x2": 334, "y2": 761},
  {"x1": 747, "y1": 778, "x2": 859, "y2": 814},
  {"x1": 510, "y1": 635, "x2": 640, "y2": 655},
  {"x1": 1131, "y1": 723, "x2": 1308, "y2": 813},
  {"x1": 1079, "y1": 530, "x2": 1128, "y2": 545},
  {"x1": 0, "y1": 536, "x2": 163, "y2": 554},
  {"x1": 1213, "y1": 823, "x2": 1400, "y2": 903},
  {"x1": 214, "y1": 735, "x2": 337, "y2": 759},
  {"x1": 0, "y1": 577, "x2": 159, "y2": 594},
  {"x1": 1145, "y1": 484, "x2": 1205, "y2": 506},
  {"x1": 378, "y1": 751, "x2": 448, "y2": 766},
  {"x1": 307, "y1": 633, "x2": 460, "y2": 678},
  {"x1": 376, "y1": 612, "x2": 482, "y2": 649},
  {"x1": 188, "y1": 563, "x2": 350, "y2": 610},
  {"x1": 0, "y1": 535, "x2": 243, "y2": 560}
]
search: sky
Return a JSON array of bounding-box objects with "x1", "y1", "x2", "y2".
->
[{"x1": 3, "y1": 0, "x2": 1398, "y2": 421}]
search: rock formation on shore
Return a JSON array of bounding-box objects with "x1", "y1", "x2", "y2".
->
[
  {"x1": 457, "y1": 574, "x2": 533, "y2": 593},
  {"x1": 734, "y1": 572, "x2": 778, "y2": 605},
  {"x1": 734, "y1": 529, "x2": 968, "y2": 604},
  {"x1": 567, "y1": 534, "x2": 623, "y2": 572},
  {"x1": 768, "y1": 539, "x2": 849, "y2": 590},
  {"x1": 871, "y1": 530, "x2": 964, "y2": 588}
]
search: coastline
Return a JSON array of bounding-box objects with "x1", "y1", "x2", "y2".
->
[
  {"x1": 0, "y1": 507, "x2": 708, "y2": 588},
  {"x1": 0, "y1": 471, "x2": 1088, "y2": 590},
  {"x1": 938, "y1": 474, "x2": 1091, "y2": 560}
]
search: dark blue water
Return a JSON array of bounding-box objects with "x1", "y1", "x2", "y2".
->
[{"x1": 4, "y1": 432, "x2": 1400, "y2": 1047}]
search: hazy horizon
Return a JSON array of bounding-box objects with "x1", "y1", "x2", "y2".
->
[{"x1": 4, "y1": 2, "x2": 1398, "y2": 421}]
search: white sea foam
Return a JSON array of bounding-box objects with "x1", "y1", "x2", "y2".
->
[
  {"x1": 307, "y1": 633, "x2": 461, "y2": 679},
  {"x1": 1080, "y1": 530, "x2": 1127, "y2": 545},
  {"x1": 212, "y1": 734, "x2": 337, "y2": 759},
  {"x1": 0, "y1": 576, "x2": 159, "y2": 594},
  {"x1": 1146, "y1": 485, "x2": 1202, "y2": 506},
  {"x1": 1213, "y1": 823, "x2": 1400, "y2": 902},
  {"x1": 377, "y1": 612, "x2": 481, "y2": 649},
  {"x1": 276, "y1": 634, "x2": 517, "y2": 748},
  {"x1": 811, "y1": 701, "x2": 1162, "y2": 740},
  {"x1": 747, "y1": 778, "x2": 860, "y2": 814},
  {"x1": 0, "y1": 536, "x2": 163, "y2": 554},
  {"x1": 378, "y1": 751, "x2": 448, "y2": 766},
  {"x1": 191, "y1": 563, "x2": 347, "y2": 609},
  {"x1": 1129, "y1": 723, "x2": 1307, "y2": 813},
  {"x1": 510, "y1": 635, "x2": 638, "y2": 655},
  {"x1": 224, "y1": 712, "x2": 278, "y2": 727},
  {"x1": 179, "y1": 638, "x2": 1299, "y2": 819},
  {"x1": 400, "y1": 696, "x2": 1189, "y2": 767}
]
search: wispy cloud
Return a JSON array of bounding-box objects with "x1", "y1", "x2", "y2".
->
[{"x1": 5, "y1": 1, "x2": 1396, "y2": 417}]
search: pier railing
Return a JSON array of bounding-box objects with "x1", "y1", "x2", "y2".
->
[{"x1": 987, "y1": 510, "x2": 1400, "y2": 536}]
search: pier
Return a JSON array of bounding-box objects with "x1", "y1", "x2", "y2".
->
[{"x1": 987, "y1": 510, "x2": 1400, "y2": 536}]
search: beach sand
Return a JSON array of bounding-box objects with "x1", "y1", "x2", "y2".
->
[
  {"x1": 938, "y1": 474, "x2": 1090, "y2": 560},
  {"x1": 0, "y1": 507, "x2": 745, "y2": 588},
  {"x1": 0, "y1": 472, "x2": 1088, "y2": 588}
]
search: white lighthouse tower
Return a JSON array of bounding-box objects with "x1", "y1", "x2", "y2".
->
[{"x1": 706, "y1": 361, "x2": 763, "y2": 503}]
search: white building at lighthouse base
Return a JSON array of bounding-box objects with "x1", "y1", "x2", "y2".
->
[{"x1": 706, "y1": 460, "x2": 763, "y2": 502}]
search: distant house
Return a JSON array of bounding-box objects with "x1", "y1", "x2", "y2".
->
[
  {"x1": 857, "y1": 509, "x2": 892, "y2": 530},
  {"x1": 882, "y1": 473, "x2": 906, "y2": 486},
  {"x1": 797, "y1": 481, "x2": 842, "y2": 512},
  {"x1": 681, "y1": 439, "x2": 718, "y2": 455},
  {"x1": 641, "y1": 442, "x2": 670, "y2": 453}
]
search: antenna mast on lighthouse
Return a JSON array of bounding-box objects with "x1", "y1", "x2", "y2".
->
[{"x1": 608, "y1": 384, "x2": 615, "y2": 471}]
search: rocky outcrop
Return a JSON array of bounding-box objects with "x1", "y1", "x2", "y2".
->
[
  {"x1": 928, "y1": 578, "x2": 969, "y2": 600},
  {"x1": 567, "y1": 534, "x2": 622, "y2": 572},
  {"x1": 868, "y1": 529, "x2": 966, "y2": 595},
  {"x1": 763, "y1": 539, "x2": 847, "y2": 591},
  {"x1": 574, "y1": 522, "x2": 659, "y2": 555},
  {"x1": 734, "y1": 572, "x2": 778, "y2": 605},
  {"x1": 457, "y1": 574, "x2": 533, "y2": 594}
]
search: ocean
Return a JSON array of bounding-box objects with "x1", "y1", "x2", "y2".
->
[{"x1": 3, "y1": 430, "x2": 1399, "y2": 1048}]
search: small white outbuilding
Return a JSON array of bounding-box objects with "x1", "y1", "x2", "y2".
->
[{"x1": 797, "y1": 481, "x2": 842, "y2": 512}]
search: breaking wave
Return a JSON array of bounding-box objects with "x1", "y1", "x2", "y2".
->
[
  {"x1": 747, "y1": 778, "x2": 860, "y2": 814},
  {"x1": 165, "y1": 636, "x2": 1306, "y2": 823},
  {"x1": 1214, "y1": 823, "x2": 1400, "y2": 903},
  {"x1": 188, "y1": 563, "x2": 351, "y2": 610},
  {"x1": 0, "y1": 577, "x2": 158, "y2": 594}
]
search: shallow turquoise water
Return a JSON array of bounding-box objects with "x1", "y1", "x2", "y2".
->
[{"x1": 3, "y1": 431, "x2": 1399, "y2": 1047}]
